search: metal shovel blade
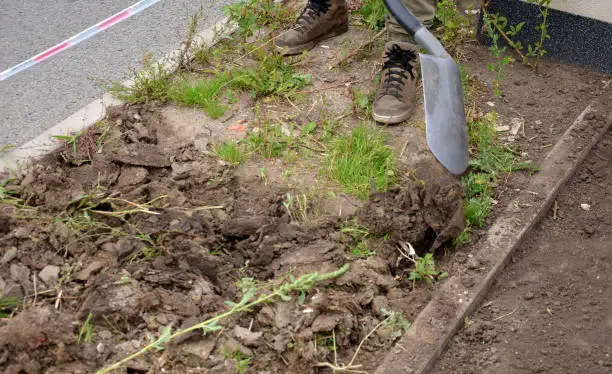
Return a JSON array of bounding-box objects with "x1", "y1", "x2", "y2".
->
[{"x1": 420, "y1": 53, "x2": 469, "y2": 175}]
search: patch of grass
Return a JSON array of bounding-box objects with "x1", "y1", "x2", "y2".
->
[
  {"x1": 105, "y1": 54, "x2": 172, "y2": 104},
  {"x1": 245, "y1": 122, "x2": 296, "y2": 159},
  {"x1": 325, "y1": 124, "x2": 396, "y2": 199},
  {"x1": 168, "y1": 77, "x2": 230, "y2": 118},
  {"x1": 460, "y1": 111, "x2": 540, "y2": 233},
  {"x1": 0, "y1": 296, "x2": 20, "y2": 318},
  {"x1": 357, "y1": 0, "x2": 387, "y2": 30},
  {"x1": 169, "y1": 54, "x2": 311, "y2": 118},
  {"x1": 213, "y1": 140, "x2": 247, "y2": 165},
  {"x1": 408, "y1": 253, "x2": 448, "y2": 286},
  {"x1": 77, "y1": 312, "x2": 95, "y2": 343}
]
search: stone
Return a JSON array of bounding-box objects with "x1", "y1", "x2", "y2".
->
[
  {"x1": 233, "y1": 325, "x2": 263, "y2": 347},
  {"x1": 75, "y1": 261, "x2": 104, "y2": 281},
  {"x1": 524, "y1": 291, "x2": 535, "y2": 300},
  {"x1": 371, "y1": 296, "x2": 389, "y2": 317},
  {"x1": 1, "y1": 247, "x2": 17, "y2": 264},
  {"x1": 580, "y1": 203, "x2": 591, "y2": 211},
  {"x1": 116, "y1": 167, "x2": 148, "y2": 188},
  {"x1": 38, "y1": 265, "x2": 61, "y2": 287}
]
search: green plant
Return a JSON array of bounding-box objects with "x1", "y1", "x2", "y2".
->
[
  {"x1": 52, "y1": 130, "x2": 85, "y2": 155},
  {"x1": 168, "y1": 77, "x2": 230, "y2": 118},
  {"x1": 379, "y1": 308, "x2": 412, "y2": 340},
  {"x1": 341, "y1": 221, "x2": 376, "y2": 259},
  {"x1": 434, "y1": 0, "x2": 472, "y2": 46},
  {"x1": 0, "y1": 296, "x2": 20, "y2": 318},
  {"x1": 0, "y1": 144, "x2": 15, "y2": 154},
  {"x1": 481, "y1": 12, "x2": 513, "y2": 97},
  {"x1": 77, "y1": 313, "x2": 95, "y2": 343},
  {"x1": 213, "y1": 140, "x2": 247, "y2": 165},
  {"x1": 482, "y1": 0, "x2": 552, "y2": 71},
  {"x1": 246, "y1": 123, "x2": 296, "y2": 159},
  {"x1": 459, "y1": 111, "x2": 540, "y2": 231},
  {"x1": 95, "y1": 264, "x2": 349, "y2": 374},
  {"x1": 0, "y1": 179, "x2": 23, "y2": 206},
  {"x1": 106, "y1": 54, "x2": 172, "y2": 104},
  {"x1": 325, "y1": 124, "x2": 396, "y2": 199},
  {"x1": 352, "y1": 90, "x2": 375, "y2": 119},
  {"x1": 358, "y1": 0, "x2": 387, "y2": 30},
  {"x1": 408, "y1": 253, "x2": 448, "y2": 286},
  {"x1": 222, "y1": 0, "x2": 294, "y2": 38},
  {"x1": 222, "y1": 347, "x2": 253, "y2": 374},
  {"x1": 283, "y1": 192, "x2": 311, "y2": 222}
]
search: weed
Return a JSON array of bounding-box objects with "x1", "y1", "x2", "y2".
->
[
  {"x1": 213, "y1": 140, "x2": 247, "y2": 165},
  {"x1": 222, "y1": 0, "x2": 294, "y2": 38},
  {"x1": 434, "y1": 0, "x2": 472, "y2": 47},
  {"x1": 246, "y1": 123, "x2": 295, "y2": 159},
  {"x1": 341, "y1": 221, "x2": 376, "y2": 259},
  {"x1": 481, "y1": 12, "x2": 513, "y2": 97},
  {"x1": 52, "y1": 130, "x2": 85, "y2": 156},
  {"x1": 96, "y1": 265, "x2": 349, "y2": 374},
  {"x1": 352, "y1": 90, "x2": 375, "y2": 119},
  {"x1": 0, "y1": 296, "x2": 20, "y2": 318},
  {"x1": 325, "y1": 124, "x2": 396, "y2": 199},
  {"x1": 482, "y1": 0, "x2": 552, "y2": 73},
  {"x1": 106, "y1": 54, "x2": 172, "y2": 104},
  {"x1": 408, "y1": 253, "x2": 448, "y2": 286},
  {"x1": 452, "y1": 228, "x2": 472, "y2": 246},
  {"x1": 464, "y1": 316, "x2": 472, "y2": 328},
  {"x1": 77, "y1": 313, "x2": 95, "y2": 343},
  {"x1": 258, "y1": 167, "x2": 269, "y2": 185},
  {"x1": 283, "y1": 192, "x2": 311, "y2": 222},
  {"x1": 168, "y1": 77, "x2": 229, "y2": 118},
  {"x1": 460, "y1": 111, "x2": 540, "y2": 232},
  {"x1": 222, "y1": 347, "x2": 253, "y2": 374},
  {"x1": 0, "y1": 144, "x2": 15, "y2": 154},
  {"x1": 380, "y1": 308, "x2": 411, "y2": 340},
  {"x1": 358, "y1": 0, "x2": 387, "y2": 30},
  {"x1": 0, "y1": 179, "x2": 23, "y2": 206}
]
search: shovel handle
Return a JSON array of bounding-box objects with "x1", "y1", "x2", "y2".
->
[{"x1": 382, "y1": 0, "x2": 450, "y2": 58}]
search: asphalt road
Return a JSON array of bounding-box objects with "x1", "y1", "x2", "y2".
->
[{"x1": 0, "y1": 0, "x2": 228, "y2": 148}]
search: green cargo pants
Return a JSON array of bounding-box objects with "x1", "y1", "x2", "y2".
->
[{"x1": 386, "y1": 0, "x2": 437, "y2": 41}]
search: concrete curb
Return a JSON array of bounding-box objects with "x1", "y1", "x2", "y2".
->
[
  {"x1": 375, "y1": 90, "x2": 611, "y2": 373},
  {"x1": 0, "y1": 17, "x2": 233, "y2": 179}
]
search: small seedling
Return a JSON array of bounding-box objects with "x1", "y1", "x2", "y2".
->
[
  {"x1": 77, "y1": 312, "x2": 95, "y2": 344},
  {"x1": 52, "y1": 130, "x2": 85, "y2": 155},
  {"x1": 283, "y1": 192, "x2": 311, "y2": 222},
  {"x1": 258, "y1": 167, "x2": 268, "y2": 185},
  {"x1": 341, "y1": 221, "x2": 376, "y2": 259},
  {"x1": 408, "y1": 253, "x2": 448, "y2": 287},
  {"x1": 380, "y1": 308, "x2": 412, "y2": 341},
  {"x1": 434, "y1": 0, "x2": 472, "y2": 48},
  {"x1": 0, "y1": 296, "x2": 20, "y2": 318},
  {"x1": 222, "y1": 347, "x2": 253, "y2": 374},
  {"x1": 0, "y1": 179, "x2": 23, "y2": 206}
]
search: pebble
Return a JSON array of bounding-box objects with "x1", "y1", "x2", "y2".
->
[
  {"x1": 96, "y1": 343, "x2": 105, "y2": 354},
  {"x1": 38, "y1": 265, "x2": 60, "y2": 287},
  {"x1": 580, "y1": 203, "x2": 591, "y2": 211},
  {"x1": 1, "y1": 247, "x2": 17, "y2": 264},
  {"x1": 524, "y1": 292, "x2": 535, "y2": 300}
]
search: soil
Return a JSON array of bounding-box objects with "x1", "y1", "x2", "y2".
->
[
  {"x1": 433, "y1": 128, "x2": 612, "y2": 374},
  {"x1": 0, "y1": 20, "x2": 609, "y2": 374}
]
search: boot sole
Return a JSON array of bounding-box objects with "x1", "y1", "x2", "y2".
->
[
  {"x1": 372, "y1": 109, "x2": 413, "y2": 125},
  {"x1": 275, "y1": 24, "x2": 349, "y2": 56}
]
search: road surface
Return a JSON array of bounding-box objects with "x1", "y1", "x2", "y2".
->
[{"x1": 0, "y1": 0, "x2": 228, "y2": 148}]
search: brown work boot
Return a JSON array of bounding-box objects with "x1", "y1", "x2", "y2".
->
[
  {"x1": 372, "y1": 42, "x2": 419, "y2": 124},
  {"x1": 274, "y1": 0, "x2": 348, "y2": 55}
]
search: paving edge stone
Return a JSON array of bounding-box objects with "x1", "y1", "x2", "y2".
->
[
  {"x1": 375, "y1": 89, "x2": 612, "y2": 374},
  {"x1": 0, "y1": 17, "x2": 234, "y2": 179}
]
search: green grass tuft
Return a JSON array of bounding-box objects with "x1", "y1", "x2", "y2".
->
[
  {"x1": 325, "y1": 124, "x2": 396, "y2": 199},
  {"x1": 358, "y1": 0, "x2": 388, "y2": 30},
  {"x1": 213, "y1": 140, "x2": 246, "y2": 165},
  {"x1": 168, "y1": 77, "x2": 229, "y2": 118}
]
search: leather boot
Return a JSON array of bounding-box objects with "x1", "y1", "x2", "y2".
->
[{"x1": 274, "y1": 0, "x2": 348, "y2": 55}]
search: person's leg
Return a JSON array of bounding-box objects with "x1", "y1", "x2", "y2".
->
[
  {"x1": 274, "y1": 0, "x2": 349, "y2": 55},
  {"x1": 373, "y1": 0, "x2": 437, "y2": 124}
]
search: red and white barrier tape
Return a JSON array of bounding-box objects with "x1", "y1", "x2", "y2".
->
[{"x1": 0, "y1": 0, "x2": 162, "y2": 81}]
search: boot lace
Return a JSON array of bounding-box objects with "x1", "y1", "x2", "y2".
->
[
  {"x1": 294, "y1": 0, "x2": 331, "y2": 29},
  {"x1": 381, "y1": 44, "x2": 417, "y2": 98}
]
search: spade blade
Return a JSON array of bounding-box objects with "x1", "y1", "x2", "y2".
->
[{"x1": 420, "y1": 53, "x2": 469, "y2": 175}]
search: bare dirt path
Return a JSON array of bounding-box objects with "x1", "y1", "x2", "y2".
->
[{"x1": 433, "y1": 127, "x2": 612, "y2": 374}]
